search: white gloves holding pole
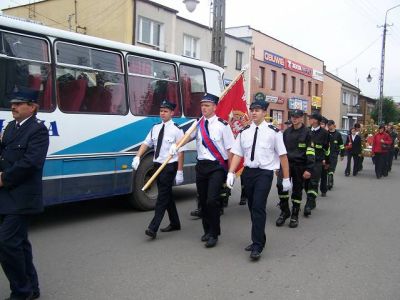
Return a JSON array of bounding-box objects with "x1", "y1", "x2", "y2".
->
[
  {"x1": 175, "y1": 170, "x2": 184, "y2": 185},
  {"x1": 132, "y1": 156, "x2": 140, "y2": 170},
  {"x1": 169, "y1": 143, "x2": 178, "y2": 156}
]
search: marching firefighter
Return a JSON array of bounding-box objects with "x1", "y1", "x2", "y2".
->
[
  {"x1": 325, "y1": 120, "x2": 344, "y2": 190},
  {"x1": 276, "y1": 109, "x2": 315, "y2": 228}
]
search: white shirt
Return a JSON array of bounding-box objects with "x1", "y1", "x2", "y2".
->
[
  {"x1": 144, "y1": 119, "x2": 185, "y2": 163},
  {"x1": 231, "y1": 121, "x2": 287, "y2": 170},
  {"x1": 311, "y1": 126, "x2": 320, "y2": 132},
  {"x1": 190, "y1": 115, "x2": 235, "y2": 161}
]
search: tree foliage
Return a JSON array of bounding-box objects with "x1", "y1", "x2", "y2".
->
[{"x1": 370, "y1": 96, "x2": 400, "y2": 124}]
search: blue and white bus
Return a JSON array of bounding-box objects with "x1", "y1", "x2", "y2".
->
[{"x1": 0, "y1": 15, "x2": 224, "y2": 210}]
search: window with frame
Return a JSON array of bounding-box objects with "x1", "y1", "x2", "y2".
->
[
  {"x1": 179, "y1": 65, "x2": 206, "y2": 117},
  {"x1": 0, "y1": 31, "x2": 54, "y2": 111},
  {"x1": 137, "y1": 16, "x2": 162, "y2": 49},
  {"x1": 281, "y1": 73, "x2": 287, "y2": 92},
  {"x1": 352, "y1": 94, "x2": 358, "y2": 106},
  {"x1": 183, "y1": 34, "x2": 199, "y2": 59},
  {"x1": 271, "y1": 70, "x2": 276, "y2": 90},
  {"x1": 300, "y1": 79, "x2": 304, "y2": 95},
  {"x1": 307, "y1": 81, "x2": 312, "y2": 96},
  {"x1": 291, "y1": 76, "x2": 296, "y2": 93},
  {"x1": 342, "y1": 91, "x2": 348, "y2": 104},
  {"x1": 315, "y1": 83, "x2": 319, "y2": 96},
  {"x1": 127, "y1": 55, "x2": 180, "y2": 116},
  {"x1": 56, "y1": 42, "x2": 127, "y2": 114},
  {"x1": 259, "y1": 66, "x2": 265, "y2": 88},
  {"x1": 235, "y1": 51, "x2": 243, "y2": 70}
]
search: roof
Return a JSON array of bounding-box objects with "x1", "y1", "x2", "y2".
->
[
  {"x1": 137, "y1": 0, "x2": 179, "y2": 14},
  {"x1": 324, "y1": 70, "x2": 361, "y2": 93}
]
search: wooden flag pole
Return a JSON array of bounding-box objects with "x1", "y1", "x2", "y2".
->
[
  {"x1": 219, "y1": 70, "x2": 245, "y2": 100},
  {"x1": 141, "y1": 118, "x2": 201, "y2": 191}
]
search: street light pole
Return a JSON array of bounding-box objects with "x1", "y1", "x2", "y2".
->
[{"x1": 378, "y1": 4, "x2": 400, "y2": 124}]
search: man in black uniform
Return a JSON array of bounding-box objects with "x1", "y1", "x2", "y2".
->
[
  {"x1": 276, "y1": 109, "x2": 314, "y2": 228},
  {"x1": 304, "y1": 112, "x2": 330, "y2": 217},
  {"x1": 324, "y1": 120, "x2": 344, "y2": 190},
  {"x1": 319, "y1": 117, "x2": 329, "y2": 196},
  {"x1": 0, "y1": 90, "x2": 49, "y2": 300}
]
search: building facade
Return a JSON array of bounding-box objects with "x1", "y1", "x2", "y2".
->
[
  {"x1": 323, "y1": 70, "x2": 361, "y2": 130},
  {"x1": 358, "y1": 95, "x2": 376, "y2": 125},
  {"x1": 226, "y1": 26, "x2": 324, "y2": 129}
]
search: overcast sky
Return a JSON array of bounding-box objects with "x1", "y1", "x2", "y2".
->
[{"x1": 1, "y1": 0, "x2": 400, "y2": 101}]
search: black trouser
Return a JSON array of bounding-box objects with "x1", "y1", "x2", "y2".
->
[
  {"x1": 374, "y1": 152, "x2": 388, "y2": 178},
  {"x1": 0, "y1": 215, "x2": 39, "y2": 298},
  {"x1": 394, "y1": 148, "x2": 399, "y2": 160},
  {"x1": 388, "y1": 149, "x2": 394, "y2": 171},
  {"x1": 195, "y1": 160, "x2": 226, "y2": 238},
  {"x1": 325, "y1": 154, "x2": 339, "y2": 189},
  {"x1": 148, "y1": 162, "x2": 180, "y2": 232},
  {"x1": 306, "y1": 161, "x2": 323, "y2": 201},
  {"x1": 345, "y1": 153, "x2": 360, "y2": 176},
  {"x1": 277, "y1": 163, "x2": 306, "y2": 206},
  {"x1": 242, "y1": 167, "x2": 273, "y2": 252}
]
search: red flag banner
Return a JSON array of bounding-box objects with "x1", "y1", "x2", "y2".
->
[{"x1": 216, "y1": 73, "x2": 249, "y2": 174}]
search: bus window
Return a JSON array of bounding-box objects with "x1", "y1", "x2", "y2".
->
[
  {"x1": 55, "y1": 42, "x2": 127, "y2": 114},
  {"x1": 179, "y1": 65, "x2": 206, "y2": 118},
  {"x1": 127, "y1": 55, "x2": 181, "y2": 116},
  {"x1": 0, "y1": 31, "x2": 53, "y2": 111}
]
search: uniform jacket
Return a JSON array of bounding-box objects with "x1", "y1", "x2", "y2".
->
[
  {"x1": 345, "y1": 134, "x2": 362, "y2": 155},
  {"x1": 0, "y1": 117, "x2": 49, "y2": 214},
  {"x1": 310, "y1": 127, "x2": 330, "y2": 163},
  {"x1": 372, "y1": 132, "x2": 392, "y2": 154},
  {"x1": 283, "y1": 124, "x2": 315, "y2": 173},
  {"x1": 328, "y1": 130, "x2": 345, "y2": 157}
]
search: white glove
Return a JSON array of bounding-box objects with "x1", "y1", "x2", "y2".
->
[
  {"x1": 169, "y1": 143, "x2": 178, "y2": 156},
  {"x1": 132, "y1": 156, "x2": 140, "y2": 170},
  {"x1": 282, "y1": 178, "x2": 292, "y2": 192},
  {"x1": 226, "y1": 172, "x2": 235, "y2": 189},
  {"x1": 175, "y1": 170, "x2": 184, "y2": 185}
]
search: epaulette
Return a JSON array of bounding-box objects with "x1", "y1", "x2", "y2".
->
[
  {"x1": 268, "y1": 124, "x2": 279, "y2": 132},
  {"x1": 240, "y1": 125, "x2": 250, "y2": 133},
  {"x1": 218, "y1": 118, "x2": 228, "y2": 125},
  {"x1": 173, "y1": 122, "x2": 180, "y2": 128}
]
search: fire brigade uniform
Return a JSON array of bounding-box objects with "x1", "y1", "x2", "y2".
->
[
  {"x1": 305, "y1": 123, "x2": 330, "y2": 216},
  {"x1": 324, "y1": 126, "x2": 344, "y2": 190},
  {"x1": 276, "y1": 111, "x2": 315, "y2": 228}
]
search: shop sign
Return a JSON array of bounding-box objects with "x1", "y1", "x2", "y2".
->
[
  {"x1": 285, "y1": 59, "x2": 313, "y2": 77},
  {"x1": 264, "y1": 50, "x2": 285, "y2": 68},
  {"x1": 254, "y1": 92, "x2": 266, "y2": 101},
  {"x1": 288, "y1": 97, "x2": 308, "y2": 111},
  {"x1": 312, "y1": 70, "x2": 324, "y2": 81},
  {"x1": 265, "y1": 95, "x2": 285, "y2": 104},
  {"x1": 312, "y1": 96, "x2": 322, "y2": 108}
]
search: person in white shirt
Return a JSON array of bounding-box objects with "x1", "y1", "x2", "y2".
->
[
  {"x1": 226, "y1": 99, "x2": 291, "y2": 260},
  {"x1": 132, "y1": 100, "x2": 185, "y2": 239}
]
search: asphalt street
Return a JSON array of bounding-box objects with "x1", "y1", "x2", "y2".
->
[{"x1": 1, "y1": 158, "x2": 400, "y2": 300}]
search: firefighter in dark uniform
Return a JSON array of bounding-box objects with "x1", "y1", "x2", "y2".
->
[
  {"x1": 227, "y1": 100, "x2": 291, "y2": 260},
  {"x1": 170, "y1": 93, "x2": 235, "y2": 248},
  {"x1": 304, "y1": 112, "x2": 330, "y2": 217},
  {"x1": 0, "y1": 91, "x2": 49, "y2": 300},
  {"x1": 132, "y1": 100, "x2": 185, "y2": 239},
  {"x1": 319, "y1": 116, "x2": 331, "y2": 196},
  {"x1": 276, "y1": 109, "x2": 314, "y2": 228},
  {"x1": 324, "y1": 120, "x2": 344, "y2": 190}
]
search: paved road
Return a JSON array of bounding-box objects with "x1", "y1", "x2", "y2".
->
[{"x1": 1, "y1": 158, "x2": 400, "y2": 299}]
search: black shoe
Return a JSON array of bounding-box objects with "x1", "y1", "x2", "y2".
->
[
  {"x1": 4, "y1": 293, "x2": 35, "y2": 300},
  {"x1": 160, "y1": 225, "x2": 181, "y2": 232},
  {"x1": 244, "y1": 244, "x2": 253, "y2": 251},
  {"x1": 289, "y1": 206, "x2": 300, "y2": 228},
  {"x1": 276, "y1": 210, "x2": 291, "y2": 227},
  {"x1": 250, "y1": 250, "x2": 261, "y2": 260},
  {"x1": 239, "y1": 197, "x2": 247, "y2": 205},
  {"x1": 190, "y1": 208, "x2": 202, "y2": 218},
  {"x1": 201, "y1": 233, "x2": 210, "y2": 242},
  {"x1": 205, "y1": 236, "x2": 218, "y2": 248},
  {"x1": 304, "y1": 198, "x2": 314, "y2": 217},
  {"x1": 321, "y1": 192, "x2": 327, "y2": 197},
  {"x1": 32, "y1": 291, "x2": 40, "y2": 299},
  {"x1": 345, "y1": 173, "x2": 350, "y2": 176},
  {"x1": 145, "y1": 228, "x2": 156, "y2": 239}
]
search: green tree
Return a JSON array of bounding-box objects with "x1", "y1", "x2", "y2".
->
[{"x1": 370, "y1": 96, "x2": 400, "y2": 124}]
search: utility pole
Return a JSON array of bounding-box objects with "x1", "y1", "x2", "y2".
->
[
  {"x1": 378, "y1": 4, "x2": 400, "y2": 124},
  {"x1": 211, "y1": 0, "x2": 225, "y2": 68}
]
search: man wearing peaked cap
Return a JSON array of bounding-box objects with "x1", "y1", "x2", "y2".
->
[
  {"x1": 200, "y1": 93, "x2": 219, "y2": 105},
  {"x1": 132, "y1": 99, "x2": 185, "y2": 239},
  {"x1": 0, "y1": 89, "x2": 49, "y2": 300},
  {"x1": 249, "y1": 99, "x2": 268, "y2": 110}
]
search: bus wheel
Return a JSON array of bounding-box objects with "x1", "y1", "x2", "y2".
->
[{"x1": 130, "y1": 155, "x2": 158, "y2": 210}]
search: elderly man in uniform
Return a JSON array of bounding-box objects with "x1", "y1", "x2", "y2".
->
[
  {"x1": 132, "y1": 100, "x2": 185, "y2": 239},
  {"x1": 226, "y1": 100, "x2": 291, "y2": 260},
  {"x1": 170, "y1": 93, "x2": 234, "y2": 248},
  {"x1": 0, "y1": 90, "x2": 49, "y2": 300}
]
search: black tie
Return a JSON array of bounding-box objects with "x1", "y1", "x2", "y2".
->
[
  {"x1": 250, "y1": 127, "x2": 258, "y2": 161},
  {"x1": 16, "y1": 123, "x2": 20, "y2": 129},
  {"x1": 202, "y1": 119, "x2": 209, "y2": 148},
  {"x1": 154, "y1": 124, "x2": 165, "y2": 159}
]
